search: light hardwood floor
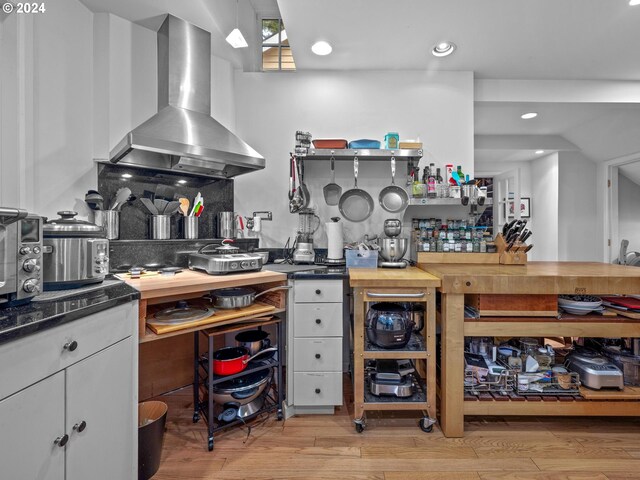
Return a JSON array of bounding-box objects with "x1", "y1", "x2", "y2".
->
[{"x1": 152, "y1": 380, "x2": 640, "y2": 480}]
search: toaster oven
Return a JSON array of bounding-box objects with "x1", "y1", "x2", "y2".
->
[{"x1": 0, "y1": 207, "x2": 44, "y2": 305}]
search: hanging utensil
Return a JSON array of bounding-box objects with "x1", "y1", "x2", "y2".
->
[
  {"x1": 297, "y1": 156, "x2": 310, "y2": 208},
  {"x1": 323, "y1": 155, "x2": 342, "y2": 206},
  {"x1": 289, "y1": 156, "x2": 304, "y2": 213},
  {"x1": 288, "y1": 153, "x2": 295, "y2": 201},
  {"x1": 379, "y1": 156, "x2": 409, "y2": 213},
  {"x1": 338, "y1": 157, "x2": 374, "y2": 222}
]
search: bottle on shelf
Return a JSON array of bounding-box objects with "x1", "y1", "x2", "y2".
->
[
  {"x1": 427, "y1": 163, "x2": 437, "y2": 199},
  {"x1": 456, "y1": 165, "x2": 465, "y2": 183}
]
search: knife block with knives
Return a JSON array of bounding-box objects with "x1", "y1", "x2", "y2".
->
[{"x1": 495, "y1": 233, "x2": 529, "y2": 265}]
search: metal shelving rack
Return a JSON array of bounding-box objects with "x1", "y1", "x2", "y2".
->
[
  {"x1": 305, "y1": 148, "x2": 423, "y2": 161},
  {"x1": 192, "y1": 317, "x2": 284, "y2": 451}
]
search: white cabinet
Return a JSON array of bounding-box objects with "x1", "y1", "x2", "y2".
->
[
  {"x1": 286, "y1": 279, "x2": 345, "y2": 415},
  {"x1": 0, "y1": 301, "x2": 138, "y2": 480}
]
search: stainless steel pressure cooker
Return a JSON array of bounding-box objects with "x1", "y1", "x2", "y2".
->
[{"x1": 42, "y1": 211, "x2": 109, "y2": 289}]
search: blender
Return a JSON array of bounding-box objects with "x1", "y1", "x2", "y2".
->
[
  {"x1": 293, "y1": 208, "x2": 319, "y2": 264},
  {"x1": 379, "y1": 219, "x2": 409, "y2": 268}
]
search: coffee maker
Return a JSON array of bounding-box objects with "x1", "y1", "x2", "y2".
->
[{"x1": 293, "y1": 208, "x2": 319, "y2": 264}]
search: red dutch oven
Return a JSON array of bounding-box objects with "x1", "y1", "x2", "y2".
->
[{"x1": 212, "y1": 346, "x2": 278, "y2": 376}]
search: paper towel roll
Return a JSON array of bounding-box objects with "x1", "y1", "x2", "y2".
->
[
  {"x1": 253, "y1": 216, "x2": 262, "y2": 232},
  {"x1": 326, "y1": 221, "x2": 343, "y2": 259}
]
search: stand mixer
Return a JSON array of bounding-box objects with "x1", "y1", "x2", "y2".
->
[
  {"x1": 293, "y1": 208, "x2": 320, "y2": 264},
  {"x1": 379, "y1": 219, "x2": 409, "y2": 268}
]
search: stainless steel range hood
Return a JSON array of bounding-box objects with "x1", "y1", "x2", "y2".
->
[{"x1": 109, "y1": 15, "x2": 264, "y2": 178}]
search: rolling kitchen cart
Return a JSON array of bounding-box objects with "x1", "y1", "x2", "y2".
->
[
  {"x1": 192, "y1": 317, "x2": 284, "y2": 451},
  {"x1": 350, "y1": 268, "x2": 440, "y2": 433}
]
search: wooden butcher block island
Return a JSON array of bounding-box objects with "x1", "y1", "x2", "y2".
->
[
  {"x1": 421, "y1": 261, "x2": 640, "y2": 437},
  {"x1": 121, "y1": 269, "x2": 287, "y2": 399}
]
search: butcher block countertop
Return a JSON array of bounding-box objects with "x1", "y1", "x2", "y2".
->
[
  {"x1": 120, "y1": 269, "x2": 287, "y2": 300},
  {"x1": 421, "y1": 261, "x2": 640, "y2": 295},
  {"x1": 349, "y1": 266, "x2": 441, "y2": 288}
]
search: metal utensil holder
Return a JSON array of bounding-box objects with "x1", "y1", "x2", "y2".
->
[
  {"x1": 181, "y1": 216, "x2": 198, "y2": 239},
  {"x1": 95, "y1": 210, "x2": 119, "y2": 240},
  {"x1": 515, "y1": 371, "x2": 581, "y2": 396},
  {"x1": 150, "y1": 215, "x2": 171, "y2": 239},
  {"x1": 464, "y1": 368, "x2": 517, "y2": 395}
]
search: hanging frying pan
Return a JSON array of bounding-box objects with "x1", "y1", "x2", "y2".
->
[
  {"x1": 379, "y1": 156, "x2": 409, "y2": 213},
  {"x1": 338, "y1": 157, "x2": 374, "y2": 222}
]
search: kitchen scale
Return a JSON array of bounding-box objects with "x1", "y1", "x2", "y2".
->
[{"x1": 369, "y1": 359, "x2": 416, "y2": 398}]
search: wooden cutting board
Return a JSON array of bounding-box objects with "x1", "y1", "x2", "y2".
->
[{"x1": 147, "y1": 302, "x2": 276, "y2": 335}]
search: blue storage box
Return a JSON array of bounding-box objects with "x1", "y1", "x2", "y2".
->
[
  {"x1": 346, "y1": 249, "x2": 378, "y2": 269},
  {"x1": 348, "y1": 139, "x2": 381, "y2": 149}
]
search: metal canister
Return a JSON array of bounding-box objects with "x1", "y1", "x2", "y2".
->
[{"x1": 217, "y1": 212, "x2": 235, "y2": 238}]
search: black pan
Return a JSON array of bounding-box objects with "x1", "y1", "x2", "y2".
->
[{"x1": 339, "y1": 158, "x2": 374, "y2": 222}]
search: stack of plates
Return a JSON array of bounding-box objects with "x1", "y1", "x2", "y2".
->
[{"x1": 558, "y1": 295, "x2": 603, "y2": 315}]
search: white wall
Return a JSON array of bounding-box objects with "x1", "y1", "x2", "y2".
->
[
  {"x1": 558, "y1": 151, "x2": 599, "y2": 261},
  {"x1": 618, "y1": 172, "x2": 640, "y2": 253},
  {"x1": 529, "y1": 153, "x2": 559, "y2": 261},
  {"x1": 233, "y1": 70, "x2": 474, "y2": 247}
]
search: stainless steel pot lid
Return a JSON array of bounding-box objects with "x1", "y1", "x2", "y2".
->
[
  {"x1": 44, "y1": 211, "x2": 105, "y2": 237},
  {"x1": 212, "y1": 287, "x2": 256, "y2": 298},
  {"x1": 212, "y1": 368, "x2": 272, "y2": 393},
  {"x1": 150, "y1": 301, "x2": 213, "y2": 324}
]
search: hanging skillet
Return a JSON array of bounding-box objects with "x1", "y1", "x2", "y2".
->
[
  {"x1": 338, "y1": 157, "x2": 374, "y2": 222},
  {"x1": 379, "y1": 156, "x2": 409, "y2": 213}
]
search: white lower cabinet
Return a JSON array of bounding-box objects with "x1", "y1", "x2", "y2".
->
[
  {"x1": 287, "y1": 279, "x2": 345, "y2": 415},
  {"x1": 0, "y1": 301, "x2": 137, "y2": 480}
]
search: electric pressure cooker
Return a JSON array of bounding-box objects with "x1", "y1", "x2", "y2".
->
[
  {"x1": 366, "y1": 303, "x2": 414, "y2": 349},
  {"x1": 42, "y1": 211, "x2": 109, "y2": 289}
]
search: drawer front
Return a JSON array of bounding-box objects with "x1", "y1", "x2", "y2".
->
[
  {"x1": 0, "y1": 301, "x2": 136, "y2": 400},
  {"x1": 293, "y1": 372, "x2": 342, "y2": 406},
  {"x1": 293, "y1": 338, "x2": 342, "y2": 372},
  {"x1": 294, "y1": 303, "x2": 343, "y2": 337},
  {"x1": 294, "y1": 280, "x2": 343, "y2": 303}
]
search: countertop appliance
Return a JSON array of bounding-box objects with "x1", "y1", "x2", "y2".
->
[
  {"x1": 366, "y1": 302, "x2": 414, "y2": 349},
  {"x1": 42, "y1": 211, "x2": 108, "y2": 289},
  {"x1": 324, "y1": 217, "x2": 346, "y2": 266},
  {"x1": 379, "y1": 219, "x2": 408, "y2": 268},
  {"x1": 369, "y1": 359, "x2": 416, "y2": 398},
  {"x1": 565, "y1": 349, "x2": 624, "y2": 390},
  {"x1": 0, "y1": 207, "x2": 43, "y2": 305},
  {"x1": 189, "y1": 252, "x2": 263, "y2": 275},
  {"x1": 293, "y1": 208, "x2": 319, "y2": 264}
]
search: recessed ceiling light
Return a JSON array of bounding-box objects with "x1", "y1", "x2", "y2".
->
[
  {"x1": 535, "y1": 150, "x2": 545, "y2": 154},
  {"x1": 121, "y1": 173, "x2": 132, "y2": 179},
  {"x1": 432, "y1": 41, "x2": 456, "y2": 57},
  {"x1": 226, "y1": 28, "x2": 248, "y2": 48},
  {"x1": 177, "y1": 179, "x2": 187, "y2": 184},
  {"x1": 630, "y1": 0, "x2": 640, "y2": 6},
  {"x1": 311, "y1": 41, "x2": 332, "y2": 56},
  {"x1": 521, "y1": 112, "x2": 538, "y2": 119}
]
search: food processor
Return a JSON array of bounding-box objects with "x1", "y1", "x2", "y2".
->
[
  {"x1": 293, "y1": 208, "x2": 320, "y2": 264},
  {"x1": 379, "y1": 219, "x2": 409, "y2": 268}
]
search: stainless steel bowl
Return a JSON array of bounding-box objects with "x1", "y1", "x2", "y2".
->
[{"x1": 379, "y1": 237, "x2": 408, "y2": 262}]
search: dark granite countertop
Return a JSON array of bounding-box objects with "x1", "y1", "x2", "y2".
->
[
  {"x1": 264, "y1": 263, "x2": 348, "y2": 280},
  {"x1": 0, "y1": 278, "x2": 140, "y2": 346}
]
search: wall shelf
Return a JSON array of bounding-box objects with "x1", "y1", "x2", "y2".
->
[
  {"x1": 304, "y1": 148, "x2": 422, "y2": 161},
  {"x1": 409, "y1": 198, "x2": 493, "y2": 207}
]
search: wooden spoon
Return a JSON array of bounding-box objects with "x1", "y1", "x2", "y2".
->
[{"x1": 179, "y1": 197, "x2": 190, "y2": 216}]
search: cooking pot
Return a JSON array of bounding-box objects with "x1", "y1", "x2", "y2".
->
[
  {"x1": 208, "y1": 286, "x2": 290, "y2": 309},
  {"x1": 406, "y1": 303, "x2": 425, "y2": 333},
  {"x1": 366, "y1": 302, "x2": 414, "y2": 349},
  {"x1": 235, "y1": 329, "x2": 271, "y2": 356},
  {"x1": 212, "y1": 346, "x2": 278, "y2": 376},
  {"x1": 211, "y1": 368, "x2": 272, "y2": 406},
  {"x1": 42, "y1": 211, "x2": 109, "y2": 289}
]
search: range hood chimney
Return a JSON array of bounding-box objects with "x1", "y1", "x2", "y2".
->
[{"x1": 109, "y1": 15, "x2": 264, "y2": 178}]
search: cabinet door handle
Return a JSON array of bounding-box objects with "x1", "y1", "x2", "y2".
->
[
  {"x1": 315, "y1": 289, "x2": 322, "y2": 295},
  {"x1": 73, "y1": 420, "x2": 87, "y2": 433},
  {"x1": 366, "y1": 292, "x2": 425, "y2": 298},
  {"x1": 54, "y1": 434, "x2": 69, "y2": 447},
  {"x1": 315, "y1": 388, "x2": 321, "y2": 394},
  {"x1": 315, "y1": 353, "x2": 321, "y2": 359},
  {"x1": 315, "y1": 318, "x2": 322, "y2": 325},
  {"x1": 63, "y1": 340, "x2": 78, "y2": 352}
]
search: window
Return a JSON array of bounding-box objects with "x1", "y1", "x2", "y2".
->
[{"x1": 262, "y1": 18, "x2": 295, "y2": 71}]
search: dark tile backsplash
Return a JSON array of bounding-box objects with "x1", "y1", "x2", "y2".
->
[{"x1": 97, "y1": 163, "x2": 234, "y2": 240}]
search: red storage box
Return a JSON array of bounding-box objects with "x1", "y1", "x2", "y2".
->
[{"x1": 312, "y1": 139, "x2": 348, "y2": 149}]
